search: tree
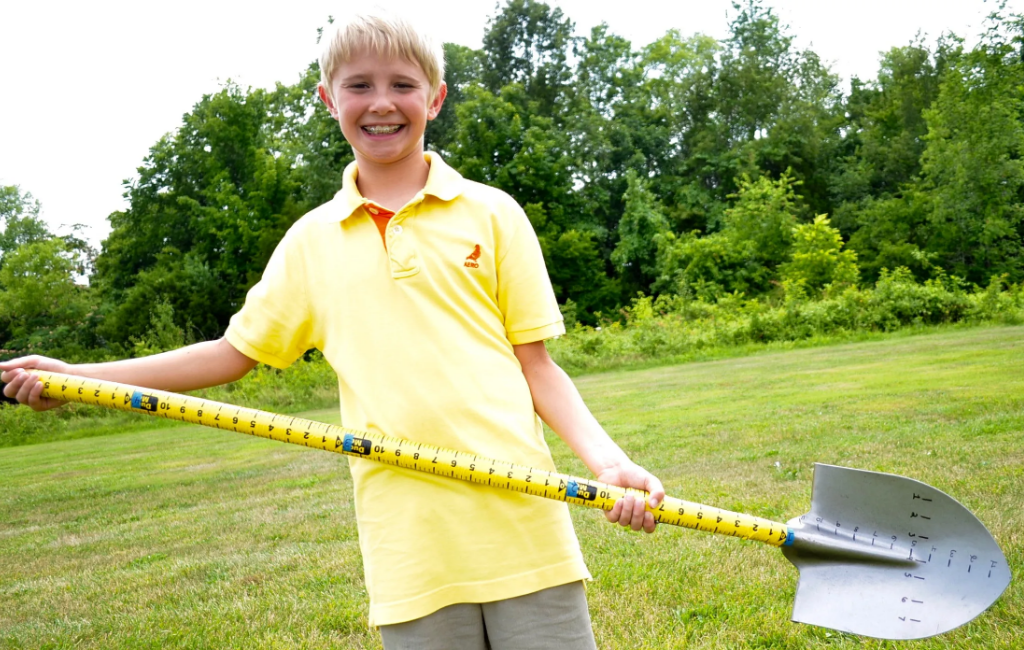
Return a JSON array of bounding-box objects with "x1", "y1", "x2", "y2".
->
[
  {"x1": 828, "y1": 38, "x2": 947, "y2": 276},
  {"x1": 445, "y1": 81, "x2": 619, "y2": 317},
  {"x1": 652, "y1": 172, "x2": 803, "y2": 299},
  {"x1": 0, "y1": 186, "x2": 52, "y2": 267},
  {"x1": 480, "y1": 0, "x2": 575, "y2": 119},
  {"x1": 722, "y1": 172, "x2": 802, "y2": 274},
  {"x1": 916, "y1": 14, "x2": 1024, "y2": 283},
  {"x1": 700, "y1": 1, "x2": 843, "y2": 219},
  {"x1": 652, "y1": 230, "x2": 760, "y2": 301},
  {"x1": 275, "y1": 63, "x2": 355, "y2": 210},
  {"x1": 611, "y1": 170, "x2": 669, "y2": 293},
  {"x1": 425, "y1": 43, "x2": 483, "y2": 155},
  {"x1": 92, "y1": 78, "x2": 340, "y2": 345},
  {"x1": 636, "y1": 30, "x2": 721, "y2": 232},
  {"x1": 97, "y1": 249, "x2": 228, "y2": 349},
  {"x1": 779, "y1": 215, "x2": 859, "y2": 291},
  {"x1": 0, "y1": 238, "x2": 95, "y2": 355},
  {"x1": 0, "y1": 186, "x2": 97, "y2": 355},
  {"x1": 542, "y1": 229, "x2": 619, "y2": 320}
]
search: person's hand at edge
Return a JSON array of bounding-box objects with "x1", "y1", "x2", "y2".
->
[{"x1": 0, "y1": 356, "x2": 72, "y2": 411}]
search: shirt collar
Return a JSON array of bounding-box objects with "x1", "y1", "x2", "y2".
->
[{"x1": 315, "y1": 151, "x2": 464, "y2": 223}]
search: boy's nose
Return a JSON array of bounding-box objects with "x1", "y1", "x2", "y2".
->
[{"x1": 368, "y1": 91, "x2": 396, "y2": 114}]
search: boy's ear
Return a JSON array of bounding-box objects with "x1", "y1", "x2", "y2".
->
[
  {"x1": 427, "y1": 83, "x2": 448, "y2": 121},
  {"x1": 317, "y1": 83, "x2": 338, "y2": 119}
]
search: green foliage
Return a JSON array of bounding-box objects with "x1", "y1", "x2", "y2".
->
[
  {"x1": 916, "y1": 17, "x2": 1024, "y2": 283},
  {"x1": 611, "y1": 170, "x2": 669, "y2": 292},
  {"x1": 548, "y1": 270, "x2": 1023, "y2": 374},
  {"x1": 92, "y1": 73, "x2": 352, "y2": 348},
  {"x1": 843, "y1": 189, "x2": 935, "y2": 282},
  {"x1": 723, "y1": 172, "x2": 801, "y2": 268},
  {"x1": 129, "y1": 300, "x2": 189, "y2": 358},
  {"x1": 652, "y1": 230, "x2": 762, "y2": 301},
  {"x1": 425, "y1": 43, "x2": 482, "y2": 154},
  {"x1": 830, "y1": 40, "x2": 944, "y2": 215},
  {"x1": 4, "y1": 1, "x2": 1024, "y2": 357},
  {"x1": 0, "y1": 238, "x2": 96, "y2": 356},
  {"x1": 0, "y1": 186, "x2": 51, "y2": 263},
  {"x1": 99, "y1": 250, "x2": 228, "y2": 350},
  {"x1": 480, "y1": 0, "x2": 575, "y2": 118},
  {"x1": 707, "y1": 1, "x2": 843, "y2": 216},
  {"x1": 835, "y1": 12, "x2": 1024, "y2": 287},
  {"x1": 779, "y1": 215, "x2": 859, "y2": 292},
  {"x1": 653, "y1": 172, "x2": 803, "y2": 299},
  {"x1": 543, "y1": 229, "x2": 618, "y2": 321}
]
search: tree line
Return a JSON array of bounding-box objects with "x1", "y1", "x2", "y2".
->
[{"x1": 1, "y1": 0, "x2": 1022, "y2": 360}]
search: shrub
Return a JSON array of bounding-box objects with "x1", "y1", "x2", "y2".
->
[{"x1": 548, "y1": 268, "x2": 1024, "y2": 374}]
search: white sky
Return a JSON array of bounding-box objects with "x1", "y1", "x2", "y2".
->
[{"x1": 1, "y1": 0, "x2": 1016, "y2": 248}]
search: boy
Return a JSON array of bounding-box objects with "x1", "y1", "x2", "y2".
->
[{"x1": 1, "y1": 12, "x2": 664, "y2": 649}]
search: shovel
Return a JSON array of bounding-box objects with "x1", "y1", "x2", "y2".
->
[{"x1": 26, "y1": 371, "x2": 1012, "y2": 640}]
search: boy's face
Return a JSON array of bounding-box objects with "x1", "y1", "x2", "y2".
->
[{"x1": 318, "y1": 50, "x2": 446, "y2": 167}]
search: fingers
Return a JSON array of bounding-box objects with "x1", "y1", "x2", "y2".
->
[
  {"x1": 646, "y1": 474, "x2": 666, "y2": 510},
  {"x1": 597, "y1": 462, "x2": 664, "y2": 534},
  {"x1": 0, "y1": 356, "x2": 64, "y2": 380},
  {"x1": 1, "y1": 364, "x2": 24, "y2": 384},
  {"x1": 604, "y1": 494, "x2": 650, "y2": 532},
  {"x1": 604, "y1": 499, "x2": 622, "y2": 524},
  {"x1": 27, "y1": 378, "x2": 64, "y2": 412},
  {"x1": 2, "y1": 368, "x2": 64, "y2": 411},
  {"x1": 15, "y1": 373, "x2": 42, "y2": 408},
  {"x1": 1, "y1": 356, "x2": 48, "y2": 382},
  {"x1": 3, "y1": 369, "x2": 34, "y2": 401}
]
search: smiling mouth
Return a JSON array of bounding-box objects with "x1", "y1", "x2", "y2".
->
[{"x1": 362, "y1": 125, "x2": 403, "y2": 135}]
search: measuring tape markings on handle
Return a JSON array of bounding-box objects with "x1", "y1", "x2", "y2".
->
[{"x1": 36, "y1": 371, "x2": 791, "y2": 547}]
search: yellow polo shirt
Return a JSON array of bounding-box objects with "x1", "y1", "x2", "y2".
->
[{"x1": 225, "y1": 153, "x2": 590, "y2": 626}]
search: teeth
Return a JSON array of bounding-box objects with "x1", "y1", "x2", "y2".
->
[{"x1": 363, "y1": 125, "x2": 402, "y2": 135}]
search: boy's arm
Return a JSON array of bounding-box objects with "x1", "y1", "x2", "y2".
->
[
  {"x1": 514, "y1": 340, "x2": 665, "y2": 534},
  {"x1": 0, "y1": 338, "x2": 258, "y2": 411}
]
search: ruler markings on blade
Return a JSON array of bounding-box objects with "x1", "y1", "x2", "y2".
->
[{"x1": 36, "y1": 371, "x2": 791, "y2": 546}]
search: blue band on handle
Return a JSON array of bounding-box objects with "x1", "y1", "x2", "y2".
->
[
  {"x1": 343, "y1": 433, "x2": 354, "y2": 452},
  {"x1": 784, "y1": 529, "x2": 795, "y2": 546},
  {"x1": 566, "y1": 480, "x2": 579, "y2": 498},
  {"x1": 130, "y1": 391, "x2": 143, "y2": 409}
]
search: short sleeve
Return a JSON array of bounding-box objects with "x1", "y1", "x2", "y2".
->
[
  {"x1": 496, "y1": 201, "x2": 565, "y2": 345},
  {"x1": 225, "y1": 225, "x2": 314, "y2": 368}
]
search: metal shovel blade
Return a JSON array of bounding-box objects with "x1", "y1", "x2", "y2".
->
[{"x1": 781, "y1": 464, "x2": 1011, "y2": 640}]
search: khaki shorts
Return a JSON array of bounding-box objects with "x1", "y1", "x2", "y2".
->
[{"x1": 378, "y1": 581, "x2": 597, "y2": 650}]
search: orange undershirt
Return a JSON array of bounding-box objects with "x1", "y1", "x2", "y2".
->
[{"x1": 365, "y1": 203, "x2": 395, "y2": 249}]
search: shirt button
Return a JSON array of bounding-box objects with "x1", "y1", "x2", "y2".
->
[
  {"x1": 392, "y1": 225, "x2": 403, "y2": 235},
  {"x1": 368, "y1": 207, "x2": 379, "y2": 215}
]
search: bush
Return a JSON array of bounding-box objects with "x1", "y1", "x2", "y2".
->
[{"x1": 548, "y1": 269, "x2": 1024, "y2": 374}]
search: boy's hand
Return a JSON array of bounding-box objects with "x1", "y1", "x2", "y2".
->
[
  {"x1": 0, "y1": 356, "x2": 72, "y2": 411},
  {"x1": 596, "y1": 460, "x2": 665, "y2": 534}
]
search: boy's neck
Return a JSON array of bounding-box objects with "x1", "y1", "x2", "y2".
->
[{"x1": 354, "y1": 148, "x2": 431, "y2": 212}]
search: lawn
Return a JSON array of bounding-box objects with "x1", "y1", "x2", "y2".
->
[{"x1": 1, "y1": 326, "x2": 1021, "y2": 649}]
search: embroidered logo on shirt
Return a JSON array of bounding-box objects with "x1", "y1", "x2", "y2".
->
[{"x1": 464, "y1": 245, "x2": 482, "y2": 268}]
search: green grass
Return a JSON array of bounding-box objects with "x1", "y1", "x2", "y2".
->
[{"x1": 1, "y1": 326, "x2": 1022, "y2": 649}]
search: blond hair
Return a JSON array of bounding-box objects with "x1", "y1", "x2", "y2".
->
[{"x1": 319, "y1": 11, "x2": 445, "y2": 101}]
